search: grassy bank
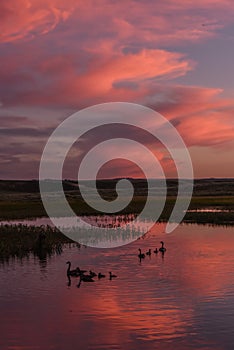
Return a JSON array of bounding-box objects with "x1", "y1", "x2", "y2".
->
[
  {"x1": 0, "y1": 178, "x2": 233, "y2": 224},
  {"x1": 0, "y1": 195, "x2": 233, "y2": 223},
  {"x1": 0, "y1": 224, "x2": 78, "y2": 262}
]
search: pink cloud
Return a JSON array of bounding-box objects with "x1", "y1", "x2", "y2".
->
[
  {"x1": 71, "y1": 49, "x2": 192, "y2": 101},
  {"x1": 177, "y1": 111, "x2": 234, "y2": 147},
  {"x1": 150, "y1": 85, "x2": 234, "y2": 147},
  {"x1": 0, "y1": 0, "x2": 77, "y2": 43},
  {"x1": 58, "y1": 0, "x2": 234, "y2": 50},
  {"x1": 0, "y1": 46, "x2": 192, "y2": 107},
  {"x1": 1, "y1": 0, "x2": 234, "y2": 179},
  {"x1": 1, "y1": 0, "x2": 234, "y2": 47}
]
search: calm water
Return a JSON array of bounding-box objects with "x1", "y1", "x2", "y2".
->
[{"x1": 1, "y1": 222, "x2": 234, "y2": 349}]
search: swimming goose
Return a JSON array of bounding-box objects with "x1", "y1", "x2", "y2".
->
[
  {"x1": 98, "y1": 272, "x2": 105, "y2": 279},
  {"x1": 138, "y1": 248, "x2": 145, "y2": 259},
  {"x1": 154, "y1": 248, "x2": 158, "y2": 254},
  {"x1": 146, "y1": 249, "x2": 151, "y2": 256},
  {"x1": 159, "y1": 241, "x2": 166, "y2": 252},
  {"x1": 80, "y1": 274, "x2": 95, "y2": 282},
  {"x1": 66, "y1": 261, "x2": 79, "y2": 276},
  {"x1": 89, "y1": 270, "x2": 97, "y2": 277},
  {"x1": 76, "y1": 267, "x2": 87, "y2": 275},
  {"x1": 109, "y1": 272, "x2": 117, "y2": 280}
]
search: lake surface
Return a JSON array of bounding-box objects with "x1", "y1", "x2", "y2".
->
[{"x1": 1, "y1": 221, "x2": 234, "y2": 349}]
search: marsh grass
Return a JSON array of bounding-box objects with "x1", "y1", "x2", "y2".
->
[{"x1": 0, "y1": 224, "x2": 78, "y2": 262}]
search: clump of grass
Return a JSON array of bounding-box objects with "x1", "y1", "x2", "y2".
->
[{"x1": 0, "y1": 224, "x2": 78, "y2": 263}]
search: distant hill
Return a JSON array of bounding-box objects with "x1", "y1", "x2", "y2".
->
[
  {"x1": 0, "y1": 180, "x2": 76, "y2": 193},
  {"x1": 0, "y1": 178, "x2": 233, "y2": 196}
]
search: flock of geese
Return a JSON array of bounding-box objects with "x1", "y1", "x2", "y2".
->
[
  {"x1": 138, "y1": 241, "x2": 166, "y2": 259},
  {"x1": 66, "y1": 261, "x2": 117, "y2": 284},
  {"x1": 66, "y1": 241, "x2": 166, "y2": 286}
]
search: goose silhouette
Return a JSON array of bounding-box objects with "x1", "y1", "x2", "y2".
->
[
  {"x1": 159, "y1": 241, "x2": 166, "y2": 252},
  {"x1": 66, "y1": 261, "x2": 79, "y2": 277},
  {"x1": 89, "y1": 270, "x2": 97, "y2": 277},
  {"x1": 80, "y1": 274, "x2": 95, "y2": 282},
  {"x1": 109, "y1": 272, "x2": 117, "y2": 280},
  {"x1": 146, "y1": 249, "x2": 151, "y2": 256},
  {"x1": 138, "y1": 249, "x2": 145, "y2": 259},
  {"x1": 76, "y1": 267, "x2": 87, "y2": 275}
]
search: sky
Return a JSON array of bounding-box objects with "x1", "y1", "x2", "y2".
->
[{"x1": 0, "y1": 0, "x2": 234, "y2": 179}]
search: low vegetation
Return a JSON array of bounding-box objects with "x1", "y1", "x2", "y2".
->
[{"x1": 0, "y1": 224, "x2": 78, "y2": 263}]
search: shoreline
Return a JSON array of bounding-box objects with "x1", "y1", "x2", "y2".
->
[
  {"x1": 0, "y1": 178, "x2": 233, "y2": 225},
  {"x1": 0, "y1": 196, "x2": 234, "y2": 226}
]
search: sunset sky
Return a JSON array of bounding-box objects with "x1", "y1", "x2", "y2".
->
[{"x1": 1, "y1": 0, "x2": 234, "y2": 179}]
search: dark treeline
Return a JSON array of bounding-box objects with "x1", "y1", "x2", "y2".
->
[{"x1": 1, "y1": 178, "x2": 234, "y2": 196}]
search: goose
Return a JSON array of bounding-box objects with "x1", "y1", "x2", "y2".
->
[
  {"x1": 89, "y1": 270, "x2": 97, "y2": 277},
  {"x1": 109, "y1": 272, "x2": 117, "y2": 280},
  {"x1": 80, "y1": 274, "x2": 95, "y2": 282},
  {"x1": 98, "y1": 272, "x2": 105, "y2": 279},
  {"x1": 159, "y1": 241, "x2": 166, "y2": 252},
  {"x1": 146, "y1": 249, "x2": 151, "y2": 256},
  {"x1": 138, "y1": 248, "x2": 145, "y2": 259},
  {"x1": 154, "y1": 248, "x2": 158, "y2": 254},
  {"x1": 76, "y1": 267, "x2": 87, "y2": 275},
  {"x1": 66, "y1": 261, "x2": 79, "y2": 276}
]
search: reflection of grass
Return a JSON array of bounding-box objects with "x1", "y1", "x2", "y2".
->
[
  {"x1": 0, "y1": 224, "x2": 78, "y2": 262},
  {"x1": 0, "y1": 222, "x2": 143, "y2": 260},
  {"x1": 62, "y1": 224, "x2": 144, "y2": 247}
]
